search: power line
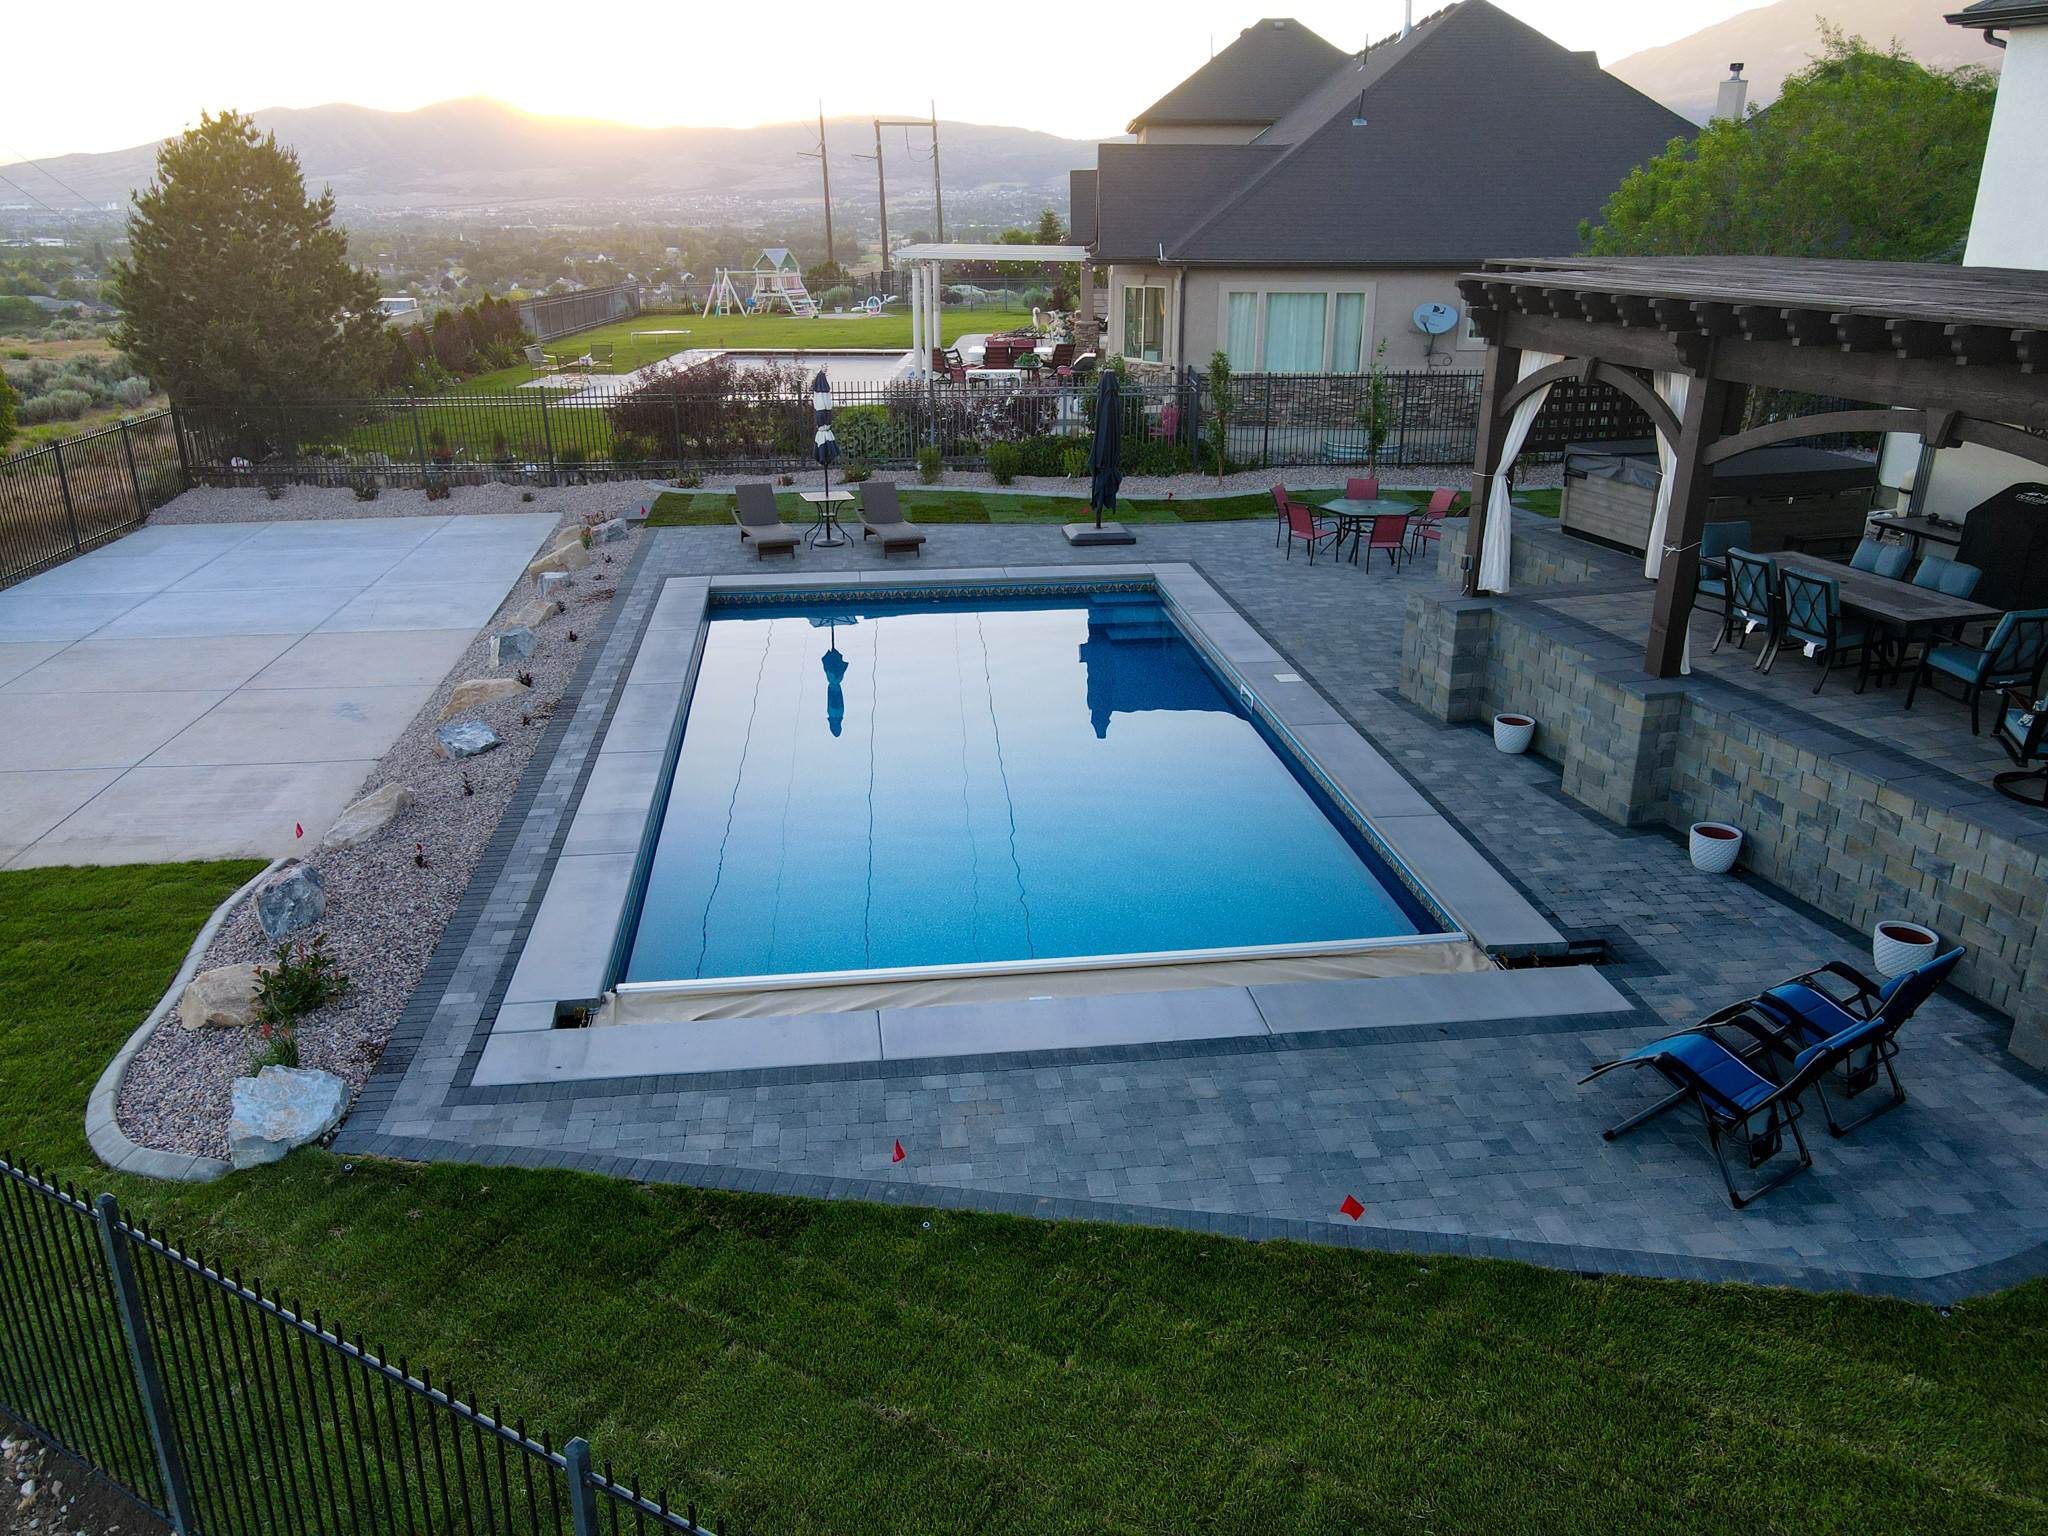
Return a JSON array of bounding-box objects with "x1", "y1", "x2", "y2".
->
[
  {"x1": 0, "y1": 141, "x2": 108, "y2": 212},
  {"x1": 0, "y1": 168, "x2": 69, "y2": 219}
]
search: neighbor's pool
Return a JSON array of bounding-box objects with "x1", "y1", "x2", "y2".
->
[{"x1": 619, "y1": 591, "x2": 1437, "y2": 984}]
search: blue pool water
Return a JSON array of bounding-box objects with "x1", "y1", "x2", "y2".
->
[{"x1": 620, "y1": 592, "x2": 1431, "y2": 983}]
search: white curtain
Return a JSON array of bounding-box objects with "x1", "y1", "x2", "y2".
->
[
  {"x1": 1225, "y1": 292, "x2": 1259, "y2": 371},
  {"x1": 1641, "y1": 371, "x2": 1691, "y2": 580},
  {"x1": 1476, "y1": 350, "x2": 1565, "y2": 594},
  {"x1": 1263, "y1": 292, "x2": 1327, "y2": 374},
  {"x1": 1331, "y1": 293, "x2": 1368, "y2": 374}
]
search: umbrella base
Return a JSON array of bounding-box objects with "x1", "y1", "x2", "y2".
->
[{"x1": 1063, "y1": 521, "x2": 1137, "y2": 546}]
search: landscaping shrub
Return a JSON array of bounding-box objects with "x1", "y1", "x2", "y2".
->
[
  {"x1": 833, "y1": 403, "x2": 903, "y2": 471},
  {"x1": 606, "y1": 356, "x2": 808, "y2": 464},
  {"x1": 253, "y1": 935, "x2": 352, "y2": 1027},
  {"x1": 1062, "y1": 447, "x2": 1087, "y2": 478},
  {"x1": 1122, "y1": 438, "x2": 1190, "y2": 475},
  {"x1": 611, "y1": 432, "x2": 653, "y2": 464},
  {"x1": 917, "y1": 445, "x2": 942, "y2": 484},
  {"x1": 819, "y1": 285, "x2": 853, "y2": 310},
  {"x1": 986, "y1": 441, "x2": 1022, "y2": 484},
  {"x1": 17, "y1": 388, "x2": 92, "y2": 425},
  {"x1": 1016, "y1": 435, "x2": 1076, "y2": 477}
]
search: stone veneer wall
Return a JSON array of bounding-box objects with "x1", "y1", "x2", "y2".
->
[
  {"x1": 1436, "y1": 511, "x2": 1620, "y2": 589},
  {"x1": 1402, "y1": 584, "x2": 2048, "y2": 1062}
]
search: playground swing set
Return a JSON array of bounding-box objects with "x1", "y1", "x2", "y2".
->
[{"x1": 703, "y1": 247, "x2": 820, "y2": 318}]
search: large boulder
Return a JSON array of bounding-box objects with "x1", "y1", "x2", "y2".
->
[
  {"x1": 439, "y1": 677, "x2": 529, "y2": 720},
  {"x1": 536, "y1": 571, "x2": 569, "y2": 601},
  {"x1": 320, "y1": 783, "x2": 414, "y2": 851},
  {"x1": 434, "y1": 720, "x2": 501, "y2": 759},
  {"x1": 227, "y1": 1067, "x2": 348, "y2": 1170},
  {"x1": 179, "y1": 962, "x2": 264, "y2": 1030},
  {"x1": 508, "y1": 597, "x2": 562, "y2": 630},
  {"x1": 527, "y1": 541, "x2": 590, "y2": 581},
  {"x1": 590, "y1": 518, "x2": 628, "y2": 544},
  {"x1": 256, "y1": 861, "x2": 325, "y2": 941},
  {"x1": 490, "y1": 626, "x2": 535, "y2": 668}
]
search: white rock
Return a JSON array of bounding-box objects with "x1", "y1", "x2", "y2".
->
[
  {"x1": 439, "y1": 676, "x2": 529, "y2": 720},
  {"x1": 490, "y1": 626, "x2": 535, "y2": 668},
  {"x1": 320, "y1": 783, "x2": 415, "y2": 850},
  {"x1": 256, "y1": 861, "x2": 326, "y2": 941},
  {"x1": 179, "y1": 963, "x2": 264, "y2": 1031},
  {"x1": 227, "y1": 1067, "x2": 348, "y2": 1170},
  {"x1": 590, "y1": 518, "x2": 628, "y2": 544},
  {"x1": 536, "y1": 571, "x2": 569, "y2": 600},
  {"x1": 527, "y1": 541, "x2": 590, "y2": 580}
]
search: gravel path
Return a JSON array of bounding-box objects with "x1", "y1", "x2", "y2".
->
[{"x1": 116, "y1": 513, "x2": 642, "y2": 1161}]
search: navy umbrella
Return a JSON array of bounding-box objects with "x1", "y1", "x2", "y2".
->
[
  {"x1": 1088, "y1": 370, "x2": 1123, "y2": 529},
  {"x1": 809, "y1": 614, "x2": 857, "y2": 737},
  {"x1": 811, "y1": 369, "x2": 839, "y2": 496}
]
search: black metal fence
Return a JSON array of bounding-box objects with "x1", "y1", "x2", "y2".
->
[
  {"x1": 0, "y1": 411, "x2": 185, "y2": 588},
  {"x1": 517, "y1": 285, "x2": 642, "y2": 344},
  {"x1": 0, "y1": 1158, "x2": 738, "y2": 1536},
  {"x1": 173, "y1": 369, "x2": 1515, "y2": 489}
]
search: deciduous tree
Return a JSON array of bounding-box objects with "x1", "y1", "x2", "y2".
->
[{"x1": 1581, "y1": 32, "x2": 1996, "y2": 262}]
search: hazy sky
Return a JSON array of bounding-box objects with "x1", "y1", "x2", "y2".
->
[{"x1": 3, "y1": 0, "x2": 1760, "y2": 164}]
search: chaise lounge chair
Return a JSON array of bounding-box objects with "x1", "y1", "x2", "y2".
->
[
  {"x1": 732, "y1": 482, "x2": 800, "y2": 559},
  {"x1": 857, "y1": 481, "x2": 926, "y2": 557},
  {"x1": 1694, "y1": 946, "x2": 1963, "y2": 1136}
]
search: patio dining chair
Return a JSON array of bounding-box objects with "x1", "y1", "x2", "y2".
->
[
  {"x1": 1904, "y1": 607, "x2": 2048, "y2": 733},
  {"x1": 1408, "y1": 487, "x2": 1459, "y2": 556},
  {"x1": 523, "y1": 344, "x2": 558, "y2": 377},
  {"x1": 1850, "y1": 536, "x2": 1910, "y2": 579},
  {"x1": 1694, "y1": 947, "x2": 1962, "y2": 1137},
  {"x1": 586, "y1": 343, "x2": 615, "y2": 374},
  {"x1": 1911, "y1": 554, "x2": 1956, "y2": 590},
  {"x1": 1937, "y1": 560, "x2": 1983, "y2": 599},
  {"x1": 1270, "y1": 484, "x2": 1292, "y2": 548},
  {"x1": 1360, "y1": 512, "x2": 1410, "y2": 571},
  {"x1": 1345, "y1": 476, "x2": 1381, "y2": 502},
  {"x1": 1281, "y1": 497, "x2": 1342, "y2": 564},
  {"x1": 1713, "y1": 548, "x2": 1776, "y2": 663},
  {"x1": 1992, "y1": 687, "x2": 2048, "y2": 806},
  {"x1": 1694, "y1": 521, "x2": 1751, "y2": 635},
  {"x1": 1773, "y1": 568, "x2": 1872, "y2": 694}
]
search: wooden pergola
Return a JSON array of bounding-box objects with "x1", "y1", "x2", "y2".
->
[{"x1": 1455, "y1": 257, "x2": 2048, "y2": 677}]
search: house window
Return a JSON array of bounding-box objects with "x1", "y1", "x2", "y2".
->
[
  {"x1": 1225, "y1": 291, "x2": 1259, "y2": 371},
  {"x1": 1330, "y1": 293, "x2": 1368, "y2": 374},
  {"x1": 1262, "y1": 291, "x2": 1326, "y2": 373},
  {"x1": 1121, "y1": 285, "x2": 1165, "y2": 362}
]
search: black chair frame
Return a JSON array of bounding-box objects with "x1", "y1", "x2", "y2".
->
[{"x1": 1994, "y1": 687, "x2": 2048, "y2": 807}]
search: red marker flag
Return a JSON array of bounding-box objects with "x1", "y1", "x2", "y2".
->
[
  {"x1": 295, "y1": 823, "x2": 303, "y2": 839},
  {"x1": 891, "y1": 1140, "x2": 905, "y2": 1163},
  {"x1": 1340, "y1": 1195, "x2": 1365, "y2": 1221}
]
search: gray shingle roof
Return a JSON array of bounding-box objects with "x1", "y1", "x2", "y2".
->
[
  {"x1": 1946, "y1": 0, "x2": 2048, "y2": 27},
  {"x1": 1069, "y1": 170, "x2": 1098, "y2": 244},
  {"x1": 1126, "y1": 19, "x2": 1350, "y2": 131},
  {"x1": 1091, "y1": 0, "x2": 1695, "y2": 268}
]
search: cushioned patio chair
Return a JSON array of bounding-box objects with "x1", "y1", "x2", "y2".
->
[
  {"x1": 1713, "y1": 548, "x2": 1776, "y2": 662},
  {"x1": 731, "y1": 482, "x2": 800, "y2": 559},
  {"x1": 1904, "y1": 607, "x2": 2048, "y2": 733},
  {"x1": 1772, "y1": 567, "x2": 1871, "y2": 694},
  {"x1": 1579, "y1": 1029, "x2": 1822, "y2": 1208},
  {"x1": 1695, "y1": 521, "x2": 1752, "y2": 635},
  {"x1": 1695, "y1": 947, "x2": 1963, "y2": 1136},
  {"x1": 1937, "y1": 560, "x2": 1983, "y2": 599},
  {"x1": 1850, "y1": 536, "x2": 1910, "y2": 579},
  {"x1": 1911, "y1": 554, "x2": 1956, "y2": 591},
  {"x1": 1993, "y1": 687, "x2": 2048, "y2": 806},
  {"x1": 857, "y1": 481, "x2": 927, "y2": 557}
]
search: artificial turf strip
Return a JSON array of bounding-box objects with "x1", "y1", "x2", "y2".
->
[{"x1": 6, "y1": 863, "x2": 2045, "y2": 1534}]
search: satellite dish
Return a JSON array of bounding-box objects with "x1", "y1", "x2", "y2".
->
[{"x1": 1413, "y1": 302, "x2": 1459, "y2": 336}]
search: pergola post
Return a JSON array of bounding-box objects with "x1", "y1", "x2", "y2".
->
[
  {"x1": 1462, "y1": 339, "x2": 1522, "y2": 596},
  {"x1": 926, "y1": 261, "x2": 942, "y2": 365},
  {"x1": 1644, "y1": 375, "x2": 1734, "y2": 678},
  {"x1": 908, "y1": 265, "x2": 925, "y2": 376}
]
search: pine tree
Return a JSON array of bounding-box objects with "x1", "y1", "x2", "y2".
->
[{"x1": 109, "y1": 111, "x2": 383, "y2": 412}]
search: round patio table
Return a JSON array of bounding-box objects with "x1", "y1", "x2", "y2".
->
[{"x1": 1318, "y1": 497, "x2": 1410, "y2": 565}]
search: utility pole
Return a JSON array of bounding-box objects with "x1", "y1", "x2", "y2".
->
[
  {"x1": 861, "y1": 120, "x2": 890, "y2": 285},
  {"x1": 930, "y1": 102, "x2": 944, "y2": 242},
  {"x1": 799, "y1": 102, "x2": 834, "y2": 267},
  {"x1": 874, "y1": 114, "x2": 946, "y2": 251}
]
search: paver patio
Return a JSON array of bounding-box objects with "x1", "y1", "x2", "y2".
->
[
  {"x1": 318, "y1": 513, "x2": 2048, "y2": 1299},
  {"x1": 0, "y1": 513, "x2": 557, "y2": 867}
]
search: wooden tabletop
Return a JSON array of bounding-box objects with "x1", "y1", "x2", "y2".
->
[{"x1": 1770, "y1": 549, "x2": 2001, "y2": 631}]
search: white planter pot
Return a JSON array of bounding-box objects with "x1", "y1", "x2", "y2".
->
[
  {"x1": 1872, "y1": 921, "x2": 1940, "y2": 978},
  {"x1": 1493, "y1": 714, "x2": 1536, "y2": 754},
  {"x1": 1689, "y1": 822, "x2": 1744, "y2": 873}
]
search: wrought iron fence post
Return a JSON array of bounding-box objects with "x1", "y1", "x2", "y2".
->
[
  {"x1": 407, "y1": 389, "x2": 428, "y2": 485},
  {"x1": 171, "y1": 404, "x2": 193, "y2": 491},
  {"x1": 94, "y1": 1196, "x2": 197, "y2": 1536},
  {"x1": 49, "y1": 439, "x2": 82, "y2": 555},
  {"x1": 539, "y1": 390, "x2": 558, "y2": 487},
  {"x1": 118, "y1": 418, "x2": 147, "y2": 517},
  {"x1": 1262, "y1": 376, "x2": 1273, "y2": 468},
  {"x1": 564, "y1": 1436, "x2": 600, "y2": 1536}
]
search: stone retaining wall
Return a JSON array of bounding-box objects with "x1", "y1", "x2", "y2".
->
[
  {"x1": 1436, "y1": 511, "x2": 1619, "y2": 588},
  {"x1": 1402, "y1": 584, "x2": 2048, "y2": 1062}
]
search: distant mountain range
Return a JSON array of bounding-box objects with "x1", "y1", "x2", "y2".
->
[
  {"x1": 0, "y1": 97, "x2": 1102, "y2": 223},
  {"x1": 1608, "y1": 0, "x2": 2005, "y2": 123}
]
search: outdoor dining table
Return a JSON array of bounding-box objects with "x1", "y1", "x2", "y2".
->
[
  {"x1": 1318, "y1": 497, "x2": 1410, "y2": 565},
  {"x1": 799, "y1": 489, "x2": 854, "y2": 548},
  {"x1": 1866, "y1": 511, "x2": 1966, "y2": 561},
  {"x1": 1769, "y1": 548, "x2": 2002, "y2": 682}
]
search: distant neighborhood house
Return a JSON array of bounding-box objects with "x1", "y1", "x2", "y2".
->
[{"x1": 1070, "y1": 2, "x2": 1695, "y2": 374}]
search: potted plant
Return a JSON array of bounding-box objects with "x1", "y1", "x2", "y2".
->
[
  {"x1": 1689, "y1": 821, "x2": 1744, "y2": 873},
  {"x1": 1492, "y1": 713, "x2": 1535, "y2": 754},
  {"x1": 1872, "y1": 921, "x2": 1940, "y2": 978}
]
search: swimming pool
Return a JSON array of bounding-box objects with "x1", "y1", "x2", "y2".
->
[{"x1": 618, "y1": 590, "x2": 1444, "y2": 986}]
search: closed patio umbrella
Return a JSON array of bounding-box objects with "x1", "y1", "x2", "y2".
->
[
  {"x1": 811, "y1": 369, "x2": 839, "y2": 493},
  {"x1": 1089, "y1": 370, "x2": 1123, "y2": 528}
]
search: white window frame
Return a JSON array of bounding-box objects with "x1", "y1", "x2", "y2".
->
[
  {"x1": 1213, "y1": 281, "x2": 1376, "y2": 374},
  {"x1": 1121, "y1": 283, "x2": 1167, "y2": 362}
]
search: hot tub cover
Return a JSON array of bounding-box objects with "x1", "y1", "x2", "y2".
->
[{"x1": 1565, "y1": 440, "x2": 1879, "y2": 499}]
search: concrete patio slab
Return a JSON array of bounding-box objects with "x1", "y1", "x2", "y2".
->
[{"x1": 0, "y1": 513, "x2": 556, "y2": 867}]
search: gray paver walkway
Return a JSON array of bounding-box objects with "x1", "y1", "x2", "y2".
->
[
  {"x1": 336, "y1": 516, "x2": 2048, "y2": 1300},
  {"x1": 0, "y1": 514, "x2": 556, "y2": 866}
]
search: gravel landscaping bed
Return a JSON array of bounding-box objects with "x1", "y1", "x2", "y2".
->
[
  {"x1": 115, "y1": 514, "x2": 641, "y2": 1161},
  {"x1": 148, "y1": 480, "x2": 672, "y2": 524}
]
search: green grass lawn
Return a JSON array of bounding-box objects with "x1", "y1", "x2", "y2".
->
[
  {"x1": 645, "y1": 486, "x2": 1442, "y2": 529},
  {"x1": 455, "y1": 307, "x2": 1038, "y2": 395},
  {"x1": 4, "y1": 864, "x2": 2046, "y2": 1533}
]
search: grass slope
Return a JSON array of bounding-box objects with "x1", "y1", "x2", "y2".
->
[{"x1": 3, "y1": 866, "x2": 2045, "y2": 1533}]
